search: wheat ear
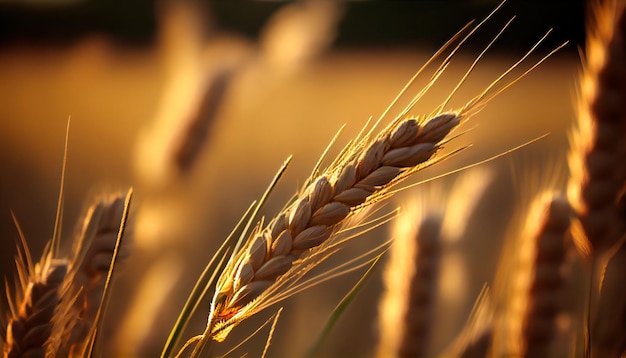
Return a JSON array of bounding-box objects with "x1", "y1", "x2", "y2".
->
[
  {"x1": 177, "y1": 5, "x2": 564, "y2": 353},
  {"x1": 519, "y1": 193, "x2": 573, "y2": 358},
  {"x1": 208, "y1": 110, "x2": 462, "y2": 343},
  {"x1": 49, "y1": 193, "x2": 130, "y2": 356},
  {"x1": 173, "y1": 70, "x2": 231, "y2": 174},
  {"x1": 566, "y1": 1, "x2": 626, "y2": 355},
  {"x1": 3, "y1": 250, "x2": 68, "y2": 358},
  {"x1": 377, "y1": 212, "x2": 441, "y2": 358},
  {"x1": 567, "y1": 0, "x2": 626, "y2": 259}
]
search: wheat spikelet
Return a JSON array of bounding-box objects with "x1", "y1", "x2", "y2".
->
[{"x1": 567, "y1": 0, "x2": 626, "y2": 258}]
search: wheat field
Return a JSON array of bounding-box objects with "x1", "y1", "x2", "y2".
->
[{"x1": 1, "y1": 1, "x2": 623, "y2": 357}]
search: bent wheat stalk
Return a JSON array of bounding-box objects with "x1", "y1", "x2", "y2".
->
[{"x1": 177, "y1": 5, "x2": 566, "y2": 356}]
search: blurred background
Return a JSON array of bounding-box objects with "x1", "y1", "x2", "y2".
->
[{"x1": 0, "y1": 0, "x2": 584, "y2": 356}]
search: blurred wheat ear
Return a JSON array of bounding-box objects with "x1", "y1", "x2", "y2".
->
[
  {"x1": 2, "y1": 190, "x2": 134, "y2": 358},
  {"x1": 567, "y1": 0, "x2": 626, "y2": 260},
  {"x1": 519, "y1": 193, "x2": 573, "y2": 358},
  {"x1": 2, "y1": 244, "x2": 68, "y2": 358},
  {"x1": 566, "y1": 0, "x2": 626, "y2": 356},
  {"x1": 1, "y1": 118, "x2": 134, "y2": 357},
  {"x1": 377, "y1": 210, "x2": 442, "y2": 358},
  {"x1": 54, "y1": 192, "x2": 132, "y2": 356}
]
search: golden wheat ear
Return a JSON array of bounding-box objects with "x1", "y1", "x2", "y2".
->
[
  {"x1": 60, "y1": 190, "x2": 132, "y2": 357},
  {"x1": 491, "y1": 191, "x2": 573, "y2": 358},
  {"x1": 519, "y1": 194, "x2": 573, "y2": 358},
  {"x1": 567, "y1": 0, "x2": 626, "y2": 260},
  {"x1": 175, "y1": 1, "x2": 564, "y2": 353},
  {"x1": 37, "y1": 189, "x2": 133, "y2": 358},
  {"x1": 566, "y1": 1, "x2": 626, "y2": 356},
  {"x1": 2, "y1": 228, "x2": 68, "y2": 358},
  {"x1": 377, "y1": 205, "x2": 442, "y2": 358}
]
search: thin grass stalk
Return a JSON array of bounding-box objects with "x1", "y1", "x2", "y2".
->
[
  {"x1": 2, "y1": 122, "x2": 70, "y2": 358},
  {"x1": 82, "y1": 188, "x2": 133, "y2": 357},
  {"x1": 306, "y1": 254, "x2": 384, "y2": 358},
  {"x1": 442, "y1": 286, "x2": 493, "y2": 358}
]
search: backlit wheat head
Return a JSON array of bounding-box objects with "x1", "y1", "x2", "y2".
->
[{"x1": 174, "y1": 5, "x2": 566, "y2": 356}]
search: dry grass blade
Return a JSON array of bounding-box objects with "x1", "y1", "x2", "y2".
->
[
  {"x1": 260, "y1": 307, "x2": 282, "y2": 358},
  {"x1": 307, "y1": 253, "x2": 384, "y2": 358},
  {"x1": 175, "y1": 4, "x2": 564, "y2": 353},
  {"x1": 592, "y1": 235, "x2": 626, "y2": 357}
]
